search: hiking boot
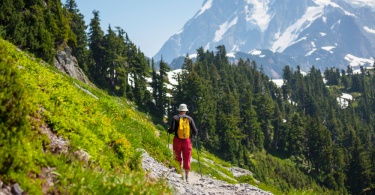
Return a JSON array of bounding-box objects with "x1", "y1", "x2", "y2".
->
[{"x1": 185, "y1": 175, "x2": 189, "y2": 183}]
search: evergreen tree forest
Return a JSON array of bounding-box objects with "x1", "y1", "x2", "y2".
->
[
  {"x1": 1, "y1": 0, "x2": 375, "y2": 194},
  {"x1": 169, "y1": 47, "x2": 375, "y2": 194},
  {"x1": 0, "y1": 0, "x2": 154, "y2": 113}
]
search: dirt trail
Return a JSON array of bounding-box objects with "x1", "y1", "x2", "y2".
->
[{"x1": 142, "y1": 150, "x2": 272, "y2": 195}]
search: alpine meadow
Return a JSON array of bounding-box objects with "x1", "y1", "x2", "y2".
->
[{"x1": 1, "y1": 0, "x2": 375, "y2": 194}]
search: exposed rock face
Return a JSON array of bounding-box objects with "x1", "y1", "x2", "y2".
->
[{"x1": 54, "y1": 47, "x2": 90, "y2": 84}]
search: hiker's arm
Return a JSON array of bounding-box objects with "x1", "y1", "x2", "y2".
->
[
  {"x1": 190, "y1": 118, "x2": 198, "y2": 136},
  {"x1": 168, "y1": 116, "x2": 176, "y2": 133}
]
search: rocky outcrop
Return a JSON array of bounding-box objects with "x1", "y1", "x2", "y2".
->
[{"x1": 54, "y1": 47, "x2": 90, "y2": 84}]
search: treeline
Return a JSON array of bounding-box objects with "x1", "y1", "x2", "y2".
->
[
  {"x1": 0, "y1": 0, "x2": 161, "y2": 115},
  {"x1": 166, "y1": 46, "x2": 375, "y2": 194}
]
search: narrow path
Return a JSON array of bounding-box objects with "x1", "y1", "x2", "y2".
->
[{"x1": 142, "y1": 150, "x2": 273, "y2": 195}]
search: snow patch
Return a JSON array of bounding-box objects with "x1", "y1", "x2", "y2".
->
[
  {"x1": 226, "y1": 52, "x2": 236, "y2": 58},
  {"x1": 314, "y1": 0, "x2": 355, "y2": 16},
  {"x1": 342, "y1": 0, "x2": 375, "y2": 10},
  {"x1": 245, "y1": 0, "x2": 272, "y2": 32},
  {"x1": 271, "y1": 79, "x2": 284, "y2": 88},
  {"x1": 167, "y1": 69, "x2": 183, "y2": 86},
  {"x1": 345, "y1": 54, "x2": 373, "y2": 67},
  {"x1": 321, "y1": 46, "x2": 336, "y2": 53},
  {"x1": 195, "y1": 0, "x2": 213, "y2": 18},
  {"x1": 214, "y1": 17, "x2": 238, "y2": 42},
  {"x1": 306, "y1": 49, "x2": 317, "y2": 56},
  {"x1": 271, "y1": 4, "x2": 324, "y2": 52},
  {"x1": 189, "y1": 53, "x2": 198, "y2": 59},
  {"x1": 364, "y1": 26, "x2": 375, "y2": 34},
  {"x1": 250, "y1": 49, "x2": 262, "y2": 55},
  {"x1": 337, "y1": 93, "x2": 353, "y2": 109}
]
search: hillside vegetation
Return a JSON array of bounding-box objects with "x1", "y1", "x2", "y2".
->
[
  {"x1": 0, "y1": 38, "x2": 175, "y2": 194},
  {"x1": 1, "y1": 0, "x2": 375, "y2": 194},
  {"x1": 0, "y1": 37, "x2": 333, "y2": 195}
]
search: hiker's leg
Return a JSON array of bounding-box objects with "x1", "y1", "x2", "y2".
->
[
  {"x1": 182, "y1": 138, "x2": 192, "y2": 170},
  {"x1": 173, "y1": 137, "x2": 182, "y2": 166},
  {"x1": 185, "y1": 169, "x2": 190, "y2": 183}
]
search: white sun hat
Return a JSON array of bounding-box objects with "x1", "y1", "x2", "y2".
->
[{"x1": 177, "y1": 104, "x2": 189, "y2": 112}]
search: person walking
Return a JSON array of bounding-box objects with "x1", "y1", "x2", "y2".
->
[{"x1": 168, "y1": 103, "x2": 198, "y2": 183}]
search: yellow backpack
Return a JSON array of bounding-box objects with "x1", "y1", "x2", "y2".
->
[{"x1": 177, "y1": 116, "x2": 190, "y2": 139}]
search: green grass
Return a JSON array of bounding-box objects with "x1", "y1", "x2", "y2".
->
[{"x1": 0, "y1": 38, "x2": 174, "y2": 194}]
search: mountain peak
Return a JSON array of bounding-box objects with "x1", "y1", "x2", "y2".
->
[{"x1": 155, "y1": 0, "x2": 375, "y2": 77}]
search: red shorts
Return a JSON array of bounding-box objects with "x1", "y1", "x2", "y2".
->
[{"x1": 173, "y1": 137, "x2": 192, "y2": 170}]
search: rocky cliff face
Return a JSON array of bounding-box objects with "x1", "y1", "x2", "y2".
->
[{"x1": 54, "y1": 47, "x2": 90, "y2": 84}]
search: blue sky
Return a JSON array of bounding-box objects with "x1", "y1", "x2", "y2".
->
[{"x1": 75, "y1": 0, "x2": 203, "y2": 57}]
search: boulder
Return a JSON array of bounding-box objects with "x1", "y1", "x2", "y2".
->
[{"x1": 54, "y1": 46, "x2": 90, "y2": 84}]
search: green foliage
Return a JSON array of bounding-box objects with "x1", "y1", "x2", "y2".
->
[
  {"x1": 248, "y1": 152, "x2": 331, "y2": 194},
  {"x1": 171, "y1": 46, "x2": 371, "y2": 194},
  {"x1": 0, "y1": 25, "x2": 5, "y2": 37},
  {"x1": 0, "y1": 0, "x2": 73, "y2": 63},
  {"x1": 0, "y1": 38, "x2": 175, "y2": 194},
  {"x1": 0, "y1": 44, "x2": 32, "y2": 174},
  {"x1": 113, "y1": 137, "x2": 132, "y2": 162}
]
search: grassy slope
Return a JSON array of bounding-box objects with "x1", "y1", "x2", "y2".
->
[
  {"x1": 0, "y1": 38, "x2": 334, "y2": 195},
  {"x1": 0, "y1": 38, "x2": 174, "y2": 194}
]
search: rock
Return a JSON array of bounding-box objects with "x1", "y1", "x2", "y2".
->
[
  {"x1": 3, "y1": 185, "x2": 11, "y2": 193},
  {"x1": 73, "y1": 149, "x2": 91, "y2": 163},
  {"x1": 40, "y1": 123, "x2": 69, "y2": 155},
  {"x1": 230, "y1": 167, "x2": 253, "y2": 177},
  {"x1": 54, "y1": 46, "x2": 90, "y2": 84},
  {"x1": 40, "y1": 167, "x2": 57, "y2": 194},
  {"x1": 11, "y1": 183, "x2": 23, "y2": 195}
]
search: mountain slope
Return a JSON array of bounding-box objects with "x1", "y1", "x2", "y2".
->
[
  {"x1": 0, "y1": 38, "x2": 174, "y2": 194},
  {"x1": 155, "y1": 0, "x2": 375, "y2": 77},
  {"x1": 0, "y1": 38, "x2": 285, "y2": 195}
]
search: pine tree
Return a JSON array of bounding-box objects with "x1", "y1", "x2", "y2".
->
[
  {"x1": 64, "y1": 0, "x2": 88, "y2": 72},
  {"x1": 0, "y1": 0, "x2": 27, "y2": 47},
  {"x1": 88, "y1": 10, "x2": 105, "y2": 86}
]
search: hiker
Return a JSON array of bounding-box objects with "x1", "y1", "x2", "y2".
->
[{"x1": 168, "y1": 103, "x2": 198, "y2": 183}]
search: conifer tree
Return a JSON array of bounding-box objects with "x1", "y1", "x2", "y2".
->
[
  {"x1": 64, "y1": 0, "x2": 88, "y2": 72},
  {"x1": 88, "y1": 10, "x2": 105, "y2": 86}
]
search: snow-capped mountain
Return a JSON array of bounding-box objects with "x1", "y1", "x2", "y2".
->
[{"x1": 154, "y1": 0, "x2": 375, "y2": 78}]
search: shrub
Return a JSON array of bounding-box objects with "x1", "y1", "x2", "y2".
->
[
  {"x1": 113, "y1": 137, "x2": 132, "y2": 161},
  {"x1": 0, "y1": 47, "x2": 32, "y2": 174}
]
